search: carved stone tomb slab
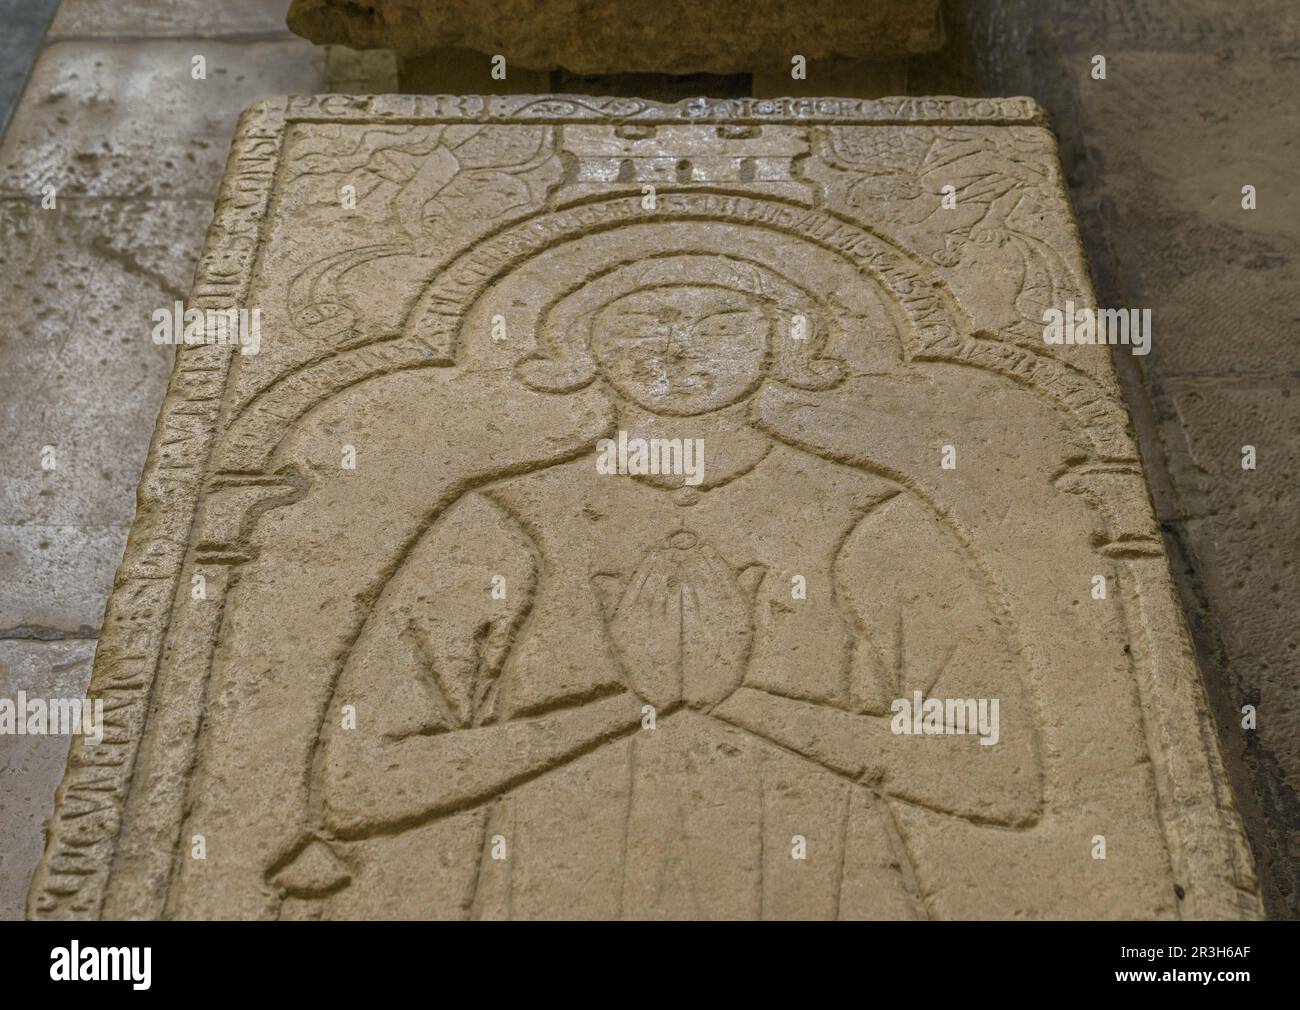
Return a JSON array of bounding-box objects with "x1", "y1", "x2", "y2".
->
[{"x1": 30, "y1": 95, "x2": 1261, "y2": 920}]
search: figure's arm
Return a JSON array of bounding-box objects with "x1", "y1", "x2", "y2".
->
[
  {"x1": 325, "y1": 691, "x2": 645, "y2": 837},
  {"x1": 320, "y1": 491, "x2": 641, "y2": 837},
  {"x1": 713, "y1": 494, "x2": 1042, "y2": 826}
]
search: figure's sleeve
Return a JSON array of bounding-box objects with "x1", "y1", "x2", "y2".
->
[
  {"x1": 836, "y1": 494, "x2": 1008, "y2": 712},
  {"x1": 320, "y1": 490, "x2": 642, "y2": 837},
  {"x1": 714, "y1": 493, "x2": 1043, "y2": 826}
]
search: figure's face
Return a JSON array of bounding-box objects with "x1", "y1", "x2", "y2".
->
[{"x1": 589, "y1": 285, "x2": 769, "y2": 416}]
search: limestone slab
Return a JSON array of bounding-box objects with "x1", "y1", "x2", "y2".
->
[{"x1": 29, "y1": 94, "x2": 1261, "y2": 920}]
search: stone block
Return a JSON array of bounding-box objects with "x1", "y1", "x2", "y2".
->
[{"x1": 27, "y1": 94, "x2": 1260, "y2": 920}]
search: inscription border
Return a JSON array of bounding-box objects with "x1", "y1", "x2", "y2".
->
[{"x1": 27, "y1": 96, "x2": 1259, "y2": 920}]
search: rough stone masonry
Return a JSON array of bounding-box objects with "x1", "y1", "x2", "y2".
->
[{"x1": 28, "y1": 94, "x2": 1261, "y2": 920}]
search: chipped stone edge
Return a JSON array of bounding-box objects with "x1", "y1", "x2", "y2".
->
[{"x1": 26, "y1": 94, "x2": 1259, "y2": 920}]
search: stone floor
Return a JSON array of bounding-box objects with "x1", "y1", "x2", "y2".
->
[
  {"x1": 0, "y1": 0, "x2": 395, "y2": 918},
  {"x1": 0, "y1": 0, "x2": 1295, "y2": 918}
]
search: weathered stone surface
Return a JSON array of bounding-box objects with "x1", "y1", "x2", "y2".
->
[
  {"x1": 49, "y1": 0, "x2": 295, "y2": 38},
  {"x1": 324, "y1": 45, "x2": 399, "y2": 93},
  {"x1": 1154, "y1": 380, "x2": 1300, "y2": 861},
  {"x1": 0, "y1": 24, "x2": 400, "y2": 921},
  {"x1": 286, "y1": 0, "x2": 944, "y2": 71},
  {"x1": 0, "y1": 199, "x2": 212, "y2": 635},
  {"x1": 0, "y1": 640, "x2": 97, "y2": 920},
  {"x1": 0, "y1": 40, "x2": 326, "y2": 199},
  {"x1": 949, "y1": 0, "x2": 1300, "y2": 916},
  {"x1": 1065, "y1": 52, "x2": 1300, "y2": 378},
  {"x1": 29, "y1": 95, "x2": 1260, "y2": 920},
  {"x1": 0, "y1": 526, "x2": 122, "y2": 638}
]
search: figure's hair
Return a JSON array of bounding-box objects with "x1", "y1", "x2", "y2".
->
[{"x1": 515, "y1": 253, "x2": 847, "y2": 393}]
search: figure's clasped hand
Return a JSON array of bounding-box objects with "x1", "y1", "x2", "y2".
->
[{"x1": 596, "y1": 531, "x2": 764, "y2": 710}]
